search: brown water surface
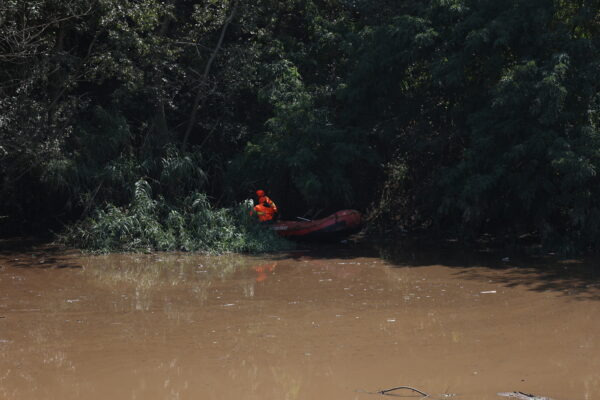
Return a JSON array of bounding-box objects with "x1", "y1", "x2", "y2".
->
[{"x1": 1, "y1": 241, "x2": 600, "y2": 400}]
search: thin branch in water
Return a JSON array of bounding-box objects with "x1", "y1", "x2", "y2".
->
[
  {"x1": 378, "y1": 386, "x2": 429, "y2": 397},
  {"x1": 355, "y1": 385, "x2": 430, "y2": 398},
  {"x1": 497, "y1": 392, "x2": 556, "y2": 400}
]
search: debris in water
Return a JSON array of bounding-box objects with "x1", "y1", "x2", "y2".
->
[
  {"x1": 357, "y1": 385, "x2": 430, "y2": 397},
  {"x1": 481, "y1": 290, "x2": 497, "y2": 294},
  {"x1": 497, "y1": 392, "x2": 556, "y2": 400},
  {"x1": 380, "y1": 386, "x2": 429, "y2": 397}
]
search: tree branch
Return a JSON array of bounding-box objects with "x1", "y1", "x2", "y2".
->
[{"x1": 181, "y1": 0, "x2": 238, "y2": 151}]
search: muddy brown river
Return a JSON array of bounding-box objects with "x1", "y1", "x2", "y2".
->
[{"x1": 1, "y1": 241, "x2": 599, "y2": 400}]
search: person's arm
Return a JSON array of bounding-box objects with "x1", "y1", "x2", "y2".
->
[{"x1": 266, "y1": 196, "x2": 277, "y2": 212}]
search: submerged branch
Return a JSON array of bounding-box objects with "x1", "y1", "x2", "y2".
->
[
  {"x1": 356, "y1": 385, "x2": 430, "y2": 397},
  {"x1": 497, "y1": 392, "x2": 557, "y2": 400},
  {"x1": 379, "y1": 386, "x2": 429, "y2": 397}
]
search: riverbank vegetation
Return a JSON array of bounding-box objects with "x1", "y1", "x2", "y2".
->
[
  {"x1": 60, "y1": 179, "x2": 292, "y2": 253},
  {"x1": 1, "y1": 0, "x2": 599, "y2": 254}
]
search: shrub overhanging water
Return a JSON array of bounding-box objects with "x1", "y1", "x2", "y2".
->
[{"x1": 61, "y1": 180, "x2": 292, "y2": 253}]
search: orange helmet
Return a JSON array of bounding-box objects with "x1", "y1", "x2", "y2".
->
[{"x1": 256, "y1": 189, "x2": 265, "y2": 197}]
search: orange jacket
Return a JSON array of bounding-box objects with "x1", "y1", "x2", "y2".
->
[
  {"x1": 252, "y1": 202, "x2": 276, "y2": 222},
  {"x1": 258, "y1": 196, "x2": 277, "y2": 214}
]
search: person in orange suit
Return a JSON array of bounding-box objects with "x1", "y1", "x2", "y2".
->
[
  {"x1": 251, "y1": 189, "x2": 278, "y2": 222},
  {"x1": 255, "y1": 190, "x2": 277, "y2": 213}
]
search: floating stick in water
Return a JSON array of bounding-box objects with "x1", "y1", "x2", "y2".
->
[{"x1": 497, "y1": 392, "x2": 557, "y2": 400}]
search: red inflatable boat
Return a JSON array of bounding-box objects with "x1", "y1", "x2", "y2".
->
[{"x1": 271, "y1": 209, "x2": 362, "y2": 239}]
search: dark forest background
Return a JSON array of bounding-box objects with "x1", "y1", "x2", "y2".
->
[{"x1": 1, "y1": 0, "x2": 599, "y2": 253}]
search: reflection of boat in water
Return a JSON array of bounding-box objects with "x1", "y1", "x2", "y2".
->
[{"x1": 271, "y1": 210, "x2": 362, "y2": 240}]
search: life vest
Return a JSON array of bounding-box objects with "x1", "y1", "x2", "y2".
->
[
  {"x1": 258, "y1": 196, "x2": 277, "y2": 214},
  {"x1": 252, "y1": 202, "x2": 275, "y2": 222}
]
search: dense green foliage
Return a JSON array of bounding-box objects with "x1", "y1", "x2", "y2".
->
[
  {"x1": 351, "y1": 0, "x2": 600, "y2": 252},
  {"x1": 60, "y1": 180, "x2": 291, "y2": 253},
  {"x1": 1, "y1": 0, "x2": 599, "y2": 253}
]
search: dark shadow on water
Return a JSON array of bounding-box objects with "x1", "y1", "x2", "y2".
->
[
  {"x1": 374, "y1": 238, "x2": 600, "y2": 301},
  {"x1": 272, "y1": 237, "x2": 600, "y2": 301},
  {"x1": 0, "y1": 238, "x2": 83, "y2": 269}
]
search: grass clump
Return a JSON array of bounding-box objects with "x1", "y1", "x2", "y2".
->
[{"x1": 61, "y1": 179, "x2": 292, "y2": 254}]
